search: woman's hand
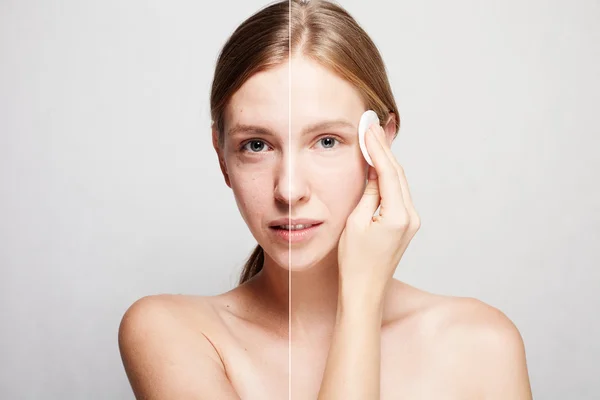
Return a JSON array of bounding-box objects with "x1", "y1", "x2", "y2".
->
[{"x1": 337, "y1": 122, "x2": 421, "y2": 299}]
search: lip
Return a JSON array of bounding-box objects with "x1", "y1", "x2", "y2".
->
[
  {"x1": 268, "y1": 222, "x2": 323, "y2": 244},
  {"x1": 268, "y1": 217, "x2": 323, "y2": 227}
]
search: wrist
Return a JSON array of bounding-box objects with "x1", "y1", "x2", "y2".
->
[
  {"x1": 337, "y1": 281, "x2": 386, "y2": 317},
  {"x1": 339, "y1": 274, "x2": 388, "y2": 300}
]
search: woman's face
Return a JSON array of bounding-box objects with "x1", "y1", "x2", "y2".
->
[{"x1": 214, "y1": 55, "x2": 372, "y2": 271}]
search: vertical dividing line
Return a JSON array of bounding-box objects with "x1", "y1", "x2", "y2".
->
[{"x1": 288, "y1": 1, "x2": 292, "y2": 400}]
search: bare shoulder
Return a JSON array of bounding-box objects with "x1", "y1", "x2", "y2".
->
[
  {"x1": 417, "y1": 292, "x2": 533, "y2": 399},
  {"x1": 119, "y1": 293, "x2": 217, "y2": 324},
  {"x1": 118, "y1": 294, "x2": 219, "y2": 348},
  {"x1": 118, "y1": 294, "x2": 240, "y2": 399},
  {"x1": 426, "y1": 295, "x2": 523, "y2": 338}
]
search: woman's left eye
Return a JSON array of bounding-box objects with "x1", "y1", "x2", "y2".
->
[{"x1": 316, "y1": 136, "x2": 339, "y2": 149}]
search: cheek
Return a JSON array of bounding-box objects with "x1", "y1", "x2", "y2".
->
[
  {"x1": 228, "y1": 164, "x2": 272, "y2": 223},
  {"x1": 314, "y1": 156, "x2": 366, "y2": 218}
]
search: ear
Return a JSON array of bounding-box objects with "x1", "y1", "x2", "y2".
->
[
  {"x1": 212, "y1": 124, "x2": 232, "y2": 188},
  {"x1": 382, "y1": 112, "x2": 397, "y2": 146}
]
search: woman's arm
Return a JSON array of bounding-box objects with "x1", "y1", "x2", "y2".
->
[
  {"x1": 118, "y1": 295, "x2": 241, "y2": 400},
  {"x1": 317, "y1": 121, "x2": 420, "y2": 399},
  {"x1": 317, "y1": 284, "x2": 386, "y2": 399},
  {"x1": 456, "y1": 301, "x2": 533, "y2": 399}
]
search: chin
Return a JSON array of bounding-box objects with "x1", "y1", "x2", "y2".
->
[
  {"x1": 290, "y1": 245, "x2": 339, "y2": 272},
  {"x1": 262, "y1": 243, "x2": 336, "y2": 273},
  {"x1": 289, "y1": 251, "x2": 327, "y2": 271}
]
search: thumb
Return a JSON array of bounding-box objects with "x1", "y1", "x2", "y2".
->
[{"x1": 351, "y1": 175, "x2": 381, "y2": 223}]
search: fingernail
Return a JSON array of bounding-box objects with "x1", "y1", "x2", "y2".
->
[{"x1": 368, "y1": 167, "x2": 378, "y2": 180}]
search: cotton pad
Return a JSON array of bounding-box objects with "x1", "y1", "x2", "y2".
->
[{"x1": 358, "y1": 110, "x2": 380, "y2": 167}]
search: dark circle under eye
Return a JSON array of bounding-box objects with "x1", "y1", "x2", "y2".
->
[{"x1": 321, "y1": 137, "x2": 336, "y2": 148}]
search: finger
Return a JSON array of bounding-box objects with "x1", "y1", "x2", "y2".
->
[
  {"x1": 364, "y1": 125, "x2": 405, "y2": 221},
  {"x1": 395, "y1": 162, "x2": 418, "y2": 223},
  {"x1": 351, "y1": 176, "x2": 381, "y2": 225},
  {"x1": 372, "y1": 125, "x2": 416, "y2": 218},
  {"x1": 368, "y1": 165, "x2": 377, "y2": 181}
]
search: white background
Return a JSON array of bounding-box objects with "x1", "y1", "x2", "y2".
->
[{"x1": 1, "y1": 0, "x2": 598, "y2": 398}]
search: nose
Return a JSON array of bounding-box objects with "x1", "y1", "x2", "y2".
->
[{"x1": 273, "y1": 155, "x2": 310, "y2": 207}]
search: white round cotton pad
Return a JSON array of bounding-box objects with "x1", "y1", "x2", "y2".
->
[{"x1": 358, "y1": 110, "x2": 380, "y2": 167}]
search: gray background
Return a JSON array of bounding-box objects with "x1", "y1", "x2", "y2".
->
[{"x1": 1, "y1": 0, "x2": 598, "y2": 398}]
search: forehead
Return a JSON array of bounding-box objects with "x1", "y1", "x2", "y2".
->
[{"x1": 225, "y1": 56, "x2": 366, "y2": 137}]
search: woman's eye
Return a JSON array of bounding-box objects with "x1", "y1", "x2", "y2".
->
[
  {"x1": 317, "y1": 136, "x2": 339, "y2": 149},
  {"x1": 242, "y1": 140, "x2": 270, "y2": 153},
  {"x1": 240, "y1": 137, "x2": 339, "y2": 153}
]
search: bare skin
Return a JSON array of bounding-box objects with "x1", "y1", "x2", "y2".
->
[
  {"x1": 119, "y1": 277, "x2": 531, "y2": 399},
  {"x1": 118, "y1": 56, "x2": 531, "y2": 399}
]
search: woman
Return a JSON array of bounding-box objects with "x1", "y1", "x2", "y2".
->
[{"x1": 118, "y1": 0, "x2": 533, "y2": 398}]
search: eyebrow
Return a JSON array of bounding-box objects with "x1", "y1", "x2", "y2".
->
[{"x1": 226, "y1": 119, "x2": 356, "y2": 137}]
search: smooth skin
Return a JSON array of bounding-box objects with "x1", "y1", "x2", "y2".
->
[
  {"x1": 318, "y1": 122, "x2": 423, "y2": 399},
  {"x1": 118, "y1": 55, "x2": 533, "y2": 399},
  {"x1": 319, "y1": 124, "x2": 531, "y2": 399}
]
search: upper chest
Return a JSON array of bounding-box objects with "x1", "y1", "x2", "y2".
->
[{"x1": 214, "y1": 318, "x2": 472, "y2": 400}]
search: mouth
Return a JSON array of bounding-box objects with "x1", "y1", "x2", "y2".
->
[
  {"x1": 270, "y1": 223, "x2": 322, "y2": 230},
  {"x1": 268, "y1": 217, "x2": 324, "y2": 229},
  {"x1": 267, "y1": 220, "x2": 324, "y2": 244}
]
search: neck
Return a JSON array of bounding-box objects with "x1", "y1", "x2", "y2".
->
[{"x1": 246, "y1": 248, "x2": 341, "y2": 344}]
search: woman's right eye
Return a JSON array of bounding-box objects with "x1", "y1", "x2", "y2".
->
[{"x1": 241, "y1": 140, "x2": 270, "y2": 153}]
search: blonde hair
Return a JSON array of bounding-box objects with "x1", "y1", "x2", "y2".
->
[{"x1": 209, "y1": 0, "x2": 400, "y2": 286}]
